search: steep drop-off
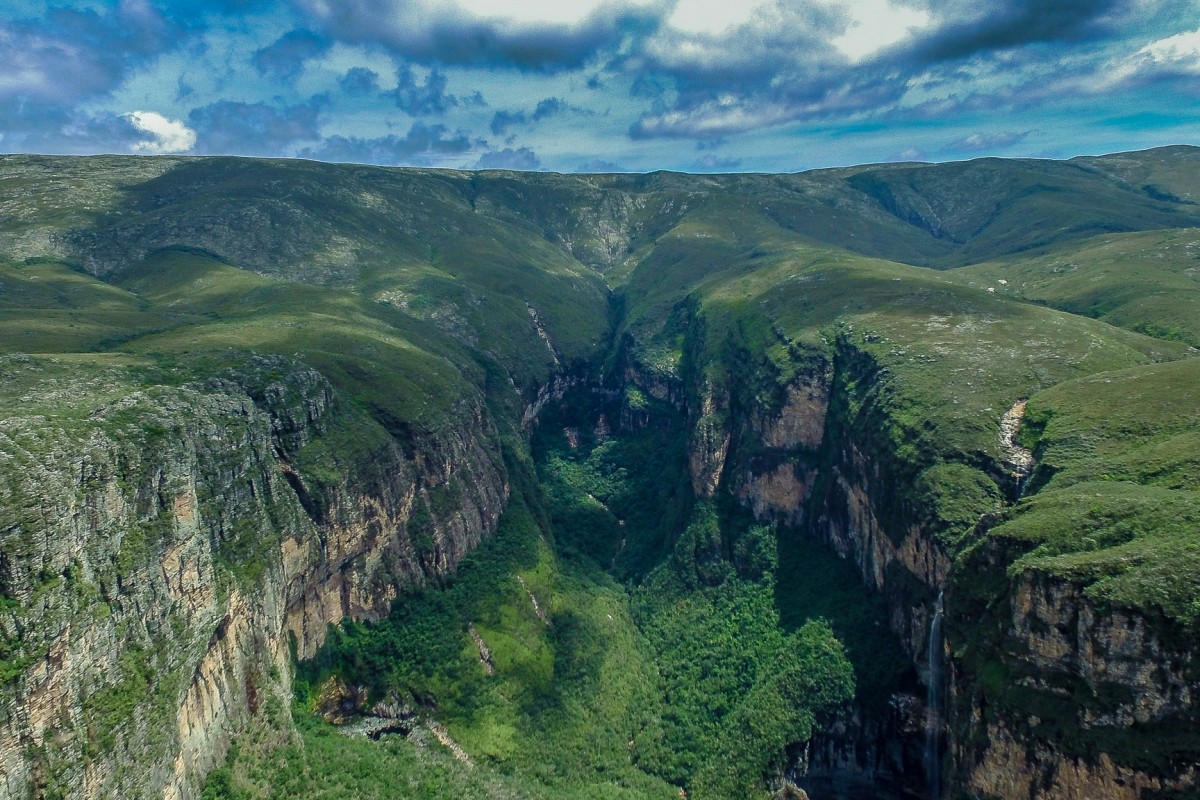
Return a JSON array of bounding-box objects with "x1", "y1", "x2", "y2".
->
[
  {"x1": 0, "y1": 150, "x2": 1199, "y2": 799},
  {"x1": 0, "y1": 356, "x2": 506, "y2": 799}
]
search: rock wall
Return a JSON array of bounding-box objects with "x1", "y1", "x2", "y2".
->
[
  {"x1": 949, "y1": 542, "x2": 1200, "y2": 799},
  {"x1": 691, "y1": 333, "x2": 1199, "y2": 798},
  {"x1": 0, "y1": 361, "x2": 507, "y2": 799}
]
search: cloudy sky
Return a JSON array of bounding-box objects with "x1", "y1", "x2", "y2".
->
[{"x1": 2, "y1": 0, "x2": 1199, "y2": 172}]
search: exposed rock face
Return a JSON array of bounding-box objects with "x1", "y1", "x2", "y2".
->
[
  {"x1": 0, "y1": 361, "x2": 507, "y2": 799},
  {"x1": 693, "y1": 334, "x2": 1199, "y2": 798},
  {"x1": 949, "y1": 552, "x2": 1200, "y2": 799},
  {"x1": 689, "y1": 386, "x2": 730, "y2": 498},
  {"x1": 790, "y1": 693, "x2": 925, "y2": 798},
  {"x1": 760, "y1": 377, "x2": 829, "y2": 452}
]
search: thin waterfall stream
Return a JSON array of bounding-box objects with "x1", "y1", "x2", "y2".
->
[{"x1": 924, "y1": 591, "x2": 945, "y2": 799}]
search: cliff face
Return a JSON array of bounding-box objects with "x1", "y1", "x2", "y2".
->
[
  {"x1": 677, "y1": 330, "x2": 1199, "y2": 798},
  {"x1": 949, "y1": 541, "x2": 1200, "y2": 799},
  {"x1": 0, "y1": 358, "x2": 506, "y2": 799}
]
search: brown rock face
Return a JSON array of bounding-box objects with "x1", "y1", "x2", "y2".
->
[
  {"x1": 950, "y1": 563, "x2": 1200, "y2": 799},
  {"x1": 761, "y1": 377, "x2": 829, "y2": 451},
  {"x1": 0, "y1": 364, "x2": 507, "y2": 800}
]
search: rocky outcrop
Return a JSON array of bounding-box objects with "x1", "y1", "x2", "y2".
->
[
  {"x1": 0, "y1": 359, "x2": 507, "y2": 799},
  {"x1": 689, "y1": 385, "x2": 730, "y2": 498},
  {"x1": 949, "y1": 552, "x2": 1200, "y2": 799},
  {"x1": 789, "y1": 693, "x2": 925, "y2": 798}
]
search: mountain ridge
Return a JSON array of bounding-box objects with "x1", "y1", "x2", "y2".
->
[{"x1": 0, "y1": 147, "x2": 1197, "y2": 799}]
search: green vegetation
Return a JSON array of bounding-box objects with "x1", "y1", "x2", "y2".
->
[
  {"x1": 226, "y1": 394, "x2": 855, "y2": 800},
  {"x1": 3, "y1": 149, "x2": 1200, "y2": 797},
  {"x1": 954, "y1": 228, "x2": 1200, "y2": 346},
  {"x1": 979, "y1": 358, "x2": 1200, "y2": 628}
]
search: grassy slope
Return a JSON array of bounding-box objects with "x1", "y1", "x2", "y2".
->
[
  {"x1": 953, "y1": 227, "x2": 1200, "y2": 346},
  {"x1": 2, "y1": 150, "x2": 1200, "y2": 793},
  {"x1": 989, "y1": 357, "x2": 1200, "y2": 627}
]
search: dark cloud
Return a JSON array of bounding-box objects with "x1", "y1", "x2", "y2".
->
[
  {"x1": 386, "y1": 65, "x2": 479, "y2": 115},
  {"x1": 252, "y1": 29, "x2": 330, "y2": 78},
  {"x1": 299, "y1": 123, "x2": 472, "y2": 165},
  {"x1": 474, "y1": 147, "x2": 541, "y2": 170},
  {"x1": 618, "y1": 0, "x2": 1182, "y2": 143},
  {"x1": 188, "y1": 98, "x2": 326, "y2": 156},
  {"x1": 489, "y1": 97, "x2": 573, "y2": 134},
  {"x1": 0, "y1": 4, "x2": 178, "y2": 104},
  {"x1": 295, "y1": 0, "x2": 668, "y2": 72},
  {"x1": 532, "y1": 97, "x2": 567, "y2": 119},
  {"x1": 909, "y1": 0, "x2": 1133, "y2": 64},
  {"x1": 945, "y1": 130, "x2": 1031, "y2": 152},
  {"x1": 490, "y1": 110, "x2": 526, "y2": 135},
  {"x1": 338, "y1": 66, "x2": 380, "y2": 95}
]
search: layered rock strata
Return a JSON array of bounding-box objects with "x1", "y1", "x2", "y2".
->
[{"x1": 0, "y1": 362, "x2": 506, "y2": 799}]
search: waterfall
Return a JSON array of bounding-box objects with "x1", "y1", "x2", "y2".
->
[{"x1": 924, "y1": 591, "x2": 945, "y2": 800}]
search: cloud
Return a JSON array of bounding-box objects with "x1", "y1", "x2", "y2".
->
[
  {"x1": 299, "y1": 123, "x2": 472, "y2": 165},
  {"x1": 338, "y1": 66, "x2": 380, "y2": 94},
  {"x1": 188, "y1": 98, "x2": 326, "y2": 156},
  {"x1": 907, "y1": 0, "x2": 1138, "y2": 65},
  {"x1": 888, "y1": 147, "x2": 927, "y2": 162},
  {"x1": 489, "y1": 96, "x2": 572, "y2": 134},
  {"x1": 474, "y1": 146, "x2": 541, "y2": 169},
  {"x1": 945, "y1": 130, "x2": 1031, "y2": 152},
  {"x1": 490, "y1": 110, "x2": 525, "y2": 135},
  {"x1": 0, "y1": 4, "x2": 178, "y2": 104},
  {"x1": 294, "y1": 0, "x2": 669, "y2": 72},
  {"x1": 574, "y1": 159, "x2": 631, "y2": 172},
  {"x1": 1096, "y1": 26, "x2": 1200, "y2": 90},
  {"x1": 0, "y1": 104, "x2": 145, "y2": 155},
  {"x1": 252, "y1": 29, "x2": 330, "y2": 78},
  {"x1": 629, "y1": 75, "x2": 903, "y2": 140},
  {"x1": 622, "y1": 1, "x2": 904, "y2": 139},
  {"x1": 387, "y1": 65, "x2": 483, "y2": 115},
  {"x1": 124, "y1": 111, "x2": 197, "y2": 153},
  {"x1": 831, "y1": 0, "x2": 931, "y2": 62}
]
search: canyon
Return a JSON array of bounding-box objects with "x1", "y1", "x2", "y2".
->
[{"x1": 1, "y1": 149, "x2": 1199, "y2": 798}]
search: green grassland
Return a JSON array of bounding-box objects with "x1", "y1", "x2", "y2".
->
[
  {"x1": 954, "y1": 227, "x2": 1200, "y2": 346},
  {"x1": 983, "y1": 357, "x2": 1200, "y2": 627},
  {"x1": 2, "y1": 148, "x2": 1200, "y2": 797}
]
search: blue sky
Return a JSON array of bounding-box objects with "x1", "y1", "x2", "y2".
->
[{"x1": 2, "y1": 0, "x2": 1199, "y2": 172}]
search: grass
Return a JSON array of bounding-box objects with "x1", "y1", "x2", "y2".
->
[
  {"x1": 968, "y1": 357, "x2": 1200, "y2": 628},
  {"x1": 954, "y1": 228, "x2": 1200, "y2": 346},
  {"x1": 3, "y1": 150, "x2": 1200, "y2": 796}
]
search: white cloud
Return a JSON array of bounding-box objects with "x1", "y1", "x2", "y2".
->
[
  {"x1": 1139, "y1": 26, "x2": 1200, "y2": 67},
  {"x1": 124, "y1": 110, "x2": 196, "y2": 154},
  {"x1": 666, "y1": 0, "x2": 767, "y2": 35},
  {"x1": 1089, "y1": 26, "x2": 1200, "y2": 91},
  {"x1": 829, "y1": 0, "x2": 931, "y2": 62}
]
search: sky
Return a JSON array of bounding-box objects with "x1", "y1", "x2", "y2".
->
[{"x1": 2, "y1": 0, "x2": 1199, "y2": 173}]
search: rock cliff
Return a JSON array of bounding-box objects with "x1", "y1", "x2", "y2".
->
[
  {"x1": 666, "y1": 325, "x2": 1199, "y2": 798},
  {"x1": 948, "y1": 539, "x2": 1200, "y2": 799},
  {"x1": 0, "y1": 356, "x2": 506, "y2": 799}
]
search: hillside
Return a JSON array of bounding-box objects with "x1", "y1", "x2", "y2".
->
[{"x1": 0, "y1": 147, "x2": 1198, "y2": 800}]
